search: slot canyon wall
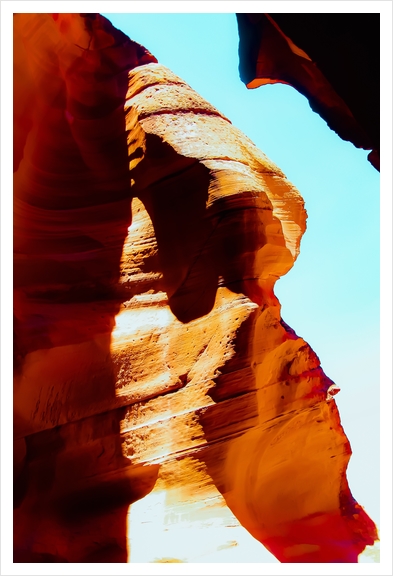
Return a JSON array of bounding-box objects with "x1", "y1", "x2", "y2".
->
[
  {"x1": 236, "y1": 13, "x2": 380, "y2": 170},
  {"x1": 13, "y1": 13, "x2": 378, "y2": 563}
]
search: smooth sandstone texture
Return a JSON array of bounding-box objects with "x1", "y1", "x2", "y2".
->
[{"x1": 13, "y1": 13, "x2": 377, "y2": 563}]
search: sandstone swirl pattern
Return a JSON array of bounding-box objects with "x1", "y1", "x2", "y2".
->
[{"x1": 13, "y1": 13, "x2": 377, "y2": 563}]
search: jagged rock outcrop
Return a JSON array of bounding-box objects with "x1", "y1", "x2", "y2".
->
[
  {"x1": 13, "y1": 13, "x2": 378, "y2": 563},
  {"x1": 236, "y1": 13, "x2": 380, "y2": 170}
]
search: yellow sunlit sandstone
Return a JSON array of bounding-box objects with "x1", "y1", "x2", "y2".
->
[{"x1": 13, "y1": 13, "x2": 377, "y2": 563}]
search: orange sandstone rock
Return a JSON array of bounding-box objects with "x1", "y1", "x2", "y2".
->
[{"x1": 13, "y1": 13, "x2": 377, "y2": 563}]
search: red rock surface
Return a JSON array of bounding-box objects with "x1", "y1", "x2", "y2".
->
[{"x1": 13, "y1": 13, "x2": 378, "y2": 563}]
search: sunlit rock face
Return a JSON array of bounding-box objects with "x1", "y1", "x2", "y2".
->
[
  {"x1": 236, "y1": 13, "x2": 380, "y2": 170},
  {"x1": 13, "y1": 13, "x2": 378, "y2": 563}
]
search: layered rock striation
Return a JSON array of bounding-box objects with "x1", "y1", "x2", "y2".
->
[{"x1": 13, "y1": 13, "x2": 377, "y2": 563}]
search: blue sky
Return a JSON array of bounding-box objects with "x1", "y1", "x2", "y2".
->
[{"x1": 103, "y1": 11, "x2": 381, "y2": 544}]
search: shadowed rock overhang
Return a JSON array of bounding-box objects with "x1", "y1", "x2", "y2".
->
[{"x1": 236, "y1": 13, "x2": 380, "y2": 170}]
